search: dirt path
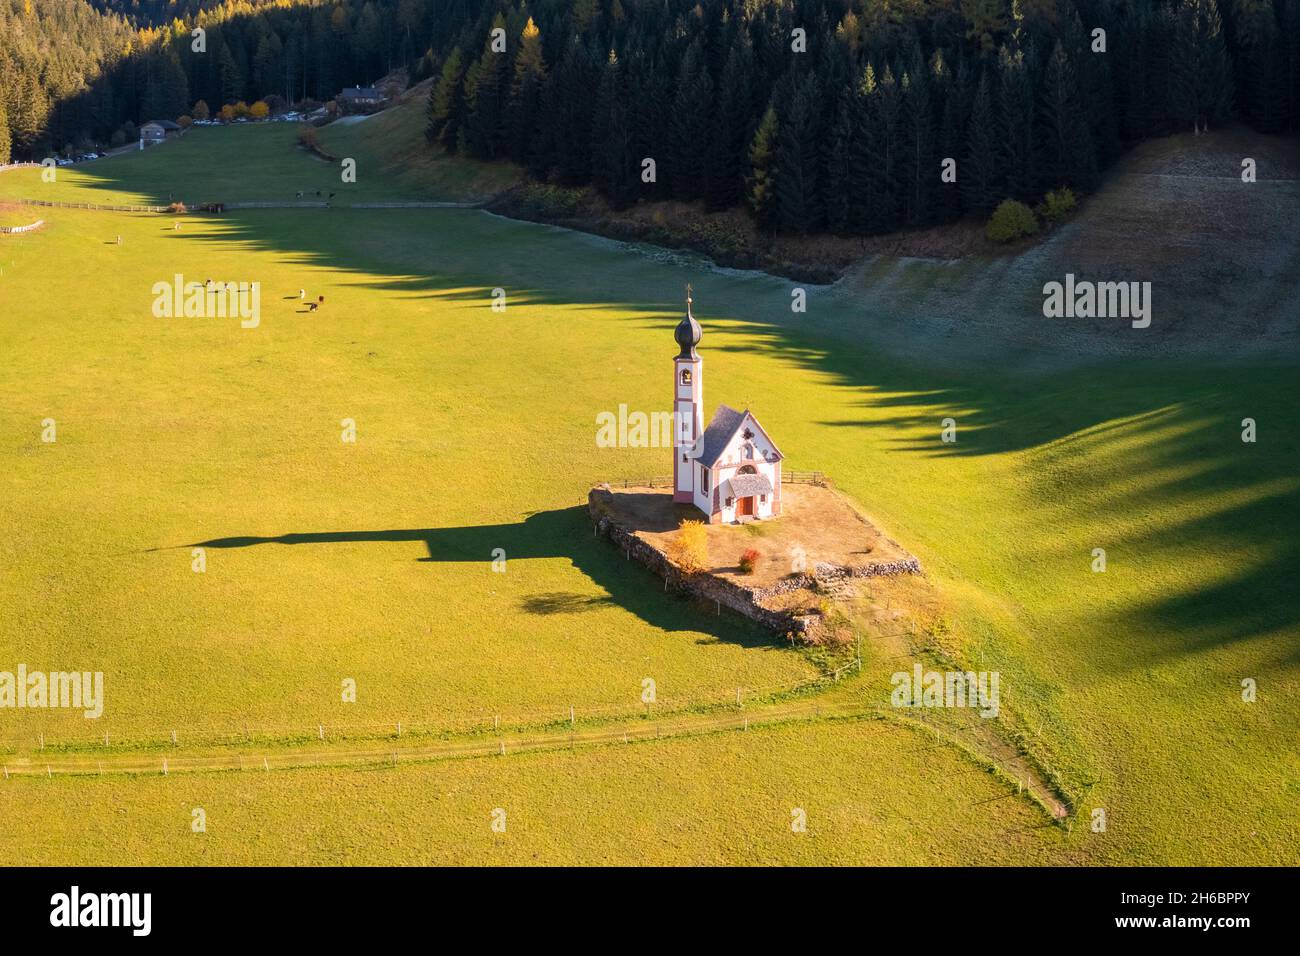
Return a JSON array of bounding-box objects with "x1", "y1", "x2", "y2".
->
[{"x1": 1, "y1": 692, "x2": 1068, "y2": 821}]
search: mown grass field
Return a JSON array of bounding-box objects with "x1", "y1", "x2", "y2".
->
[{"x1": 0, "y1": 120, "x2": 1296, "y2": 865}]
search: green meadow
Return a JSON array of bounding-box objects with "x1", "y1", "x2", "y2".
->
[{"x1": 0, "y1": 122, "x2": 1296, "y2": 865}]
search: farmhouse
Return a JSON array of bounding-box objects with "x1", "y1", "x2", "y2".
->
[
  {"x1": 139, "y1": 119, "x2": 180, "y2": 145},
  {"x1": 673, "y1": 289, "x2": 784, "y2": 523},
  {"x1": 337, "y1": 85, "x2": 387, "y2": 114}
]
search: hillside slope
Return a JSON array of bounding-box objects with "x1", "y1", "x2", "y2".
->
[
  {"x1": 349, "y1": 89, "x2": 1299, "y2": 369},
  {"x1": 827, "y1": 128, "x2": 1300, "y2": 370}
]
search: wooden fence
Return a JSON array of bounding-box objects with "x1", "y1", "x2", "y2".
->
[
  {"x1": 15, "y1": 198, "x2": 171, "y2": 213},
  {"x1": 606, "y1": 470, "x2": 825, "y2": 490},
  {"x1": 783, "y1": 470, "x2": 827, "y2": 485}
]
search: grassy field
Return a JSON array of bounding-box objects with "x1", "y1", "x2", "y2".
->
[{"x1": 0, "y1": 120, "x2": 1297, "y2": 865}]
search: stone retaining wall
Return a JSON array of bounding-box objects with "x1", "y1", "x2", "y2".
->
[{"x1": 590, "y1": 488, "x2": 818, "y2": 638}]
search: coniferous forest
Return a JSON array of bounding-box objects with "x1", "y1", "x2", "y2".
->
[{"x1": 2, "y1": 0, "x2": 1298, "y2": 235}]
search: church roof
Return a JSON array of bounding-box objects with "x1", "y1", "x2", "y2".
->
[
  {"x1": 697, "y1": 405, "x2": 746, "y2": 468},
  {"x1": 698, "y1": 406, "x2": 784, "y2": 469},
  {"x1": 726, "y1": 472, "x2": 773, "y2": 499}
]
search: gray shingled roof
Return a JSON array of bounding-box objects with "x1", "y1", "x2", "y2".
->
[
  {"x1": 697, "y1": 405, "x2": 745, "y2": 468},
  {"x1": 726, "y1": 472, "x2": 773, "y2": 498}
]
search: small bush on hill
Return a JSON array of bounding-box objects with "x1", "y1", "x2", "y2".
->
[
  {"x1": 667, "y1": 520, "x2": 709, "y2": 573},
  {"x1": 1037, "y1": 187, "x2": 1078, "y2": 225},
  {"x1": 985, "y1": 200, "x2": 1038, "y2": 243},
  {"x1": 738, "y1": 548, "x2": 760, "y2": 574}
]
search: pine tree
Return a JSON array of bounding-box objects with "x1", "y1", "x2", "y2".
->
[
  {"x1": 553, "y1": 37, "x2": 597, "y2": 185},
  {"x1": 823, "y1": 90, "x2": 855, "y2": 234},
  {"x1": 745, "y1": 105, "x2": 779, "y2": 231},
  {"x1": 775, "y1": 75, "x2": 824, "y2": 233},
  {"x1": 933, "y1": 51, "x2": 965, "y2": 224},
  {"x1": 218, "y1": 43, "x2": 243, "y2": 105},
  {"x1": 849, "y1": 63, "x2": 885, "y2": 233},
  {"x1": 899, "y1": 48, "x2": 935, "y2": 228},
  {"x1": 592, "y1": 50, "x2": 635, "y2": 208},
  {"x1": 872, "y1": 64, "x2": 904, "y2": 231},
  {"x1": 506, "y1": 18, "x2": 547, "y2": 164},
  {"x1": 997, "y1": 45, "x2": 1036, "y2": 202},
  {"x1": 1233, "y1": 0, "x2": 1286, "y2": 132},
  {"x1": 629, "y1": 50, "x2": 671, "y2": 201},
  {"x1": 703, "y1": 43, "x2": 751, "y2": 212},
  {"x1": 963, "y1": 70, "x2": 1000, "y2": 216},
  {"x1": 1172, "y1": 0, "x2": 1234, "y2": 133},
  {"x1": 463, "y1": 18, "x2": 511, "y2": 160},
  {"x1": 0, "y1": 100, "x2": 10, "y2": 166},
  {"x1": 1037, "y1": 40, "x2": 1096, "y2": 190},
  {"x1": 426, "y1": 46, "x2": 466, "y2": 150},
  {"x1": 669, "y1": 40, "x2": 715, "y2": 202}
]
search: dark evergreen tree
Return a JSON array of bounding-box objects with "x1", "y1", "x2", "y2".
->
[
  {"x1": 745, "y1": 105, "x2": 779, "y2": 231},
  {"x1": 426, "y1": 46, "x2": 466, "y2": 151},
  {"x1": 506, "y1": 17, "x2": 547, "y2": 164},
  {"x1": 997, "y1": 45, "x2": 1037, "y2": 202},
  {"x1": 704, "y1": 43, "x2": 752, "y2": 212},
  {"x1": 1037, "y1": 40, "x2": 1097, "y2": 190},
  {"x1": 592, "y1": 50, "x2": 636, "y2": 208},
  {"x1": 963, "y1": 69, "x2": 1000, "y2": 215},
  {"x1": 669, "y1": 39, "x2": 715, "y2": 202},
  {"x1": 1172, "y1": 0, "x2": 1234, "y2": 132},
  {"x1": 774, "y1": 75, "x2": 824, "y2": 233}
]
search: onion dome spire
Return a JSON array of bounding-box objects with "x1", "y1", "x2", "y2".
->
[{"x1": 674, "y1": 283, "x2": 702, "y2": 359}]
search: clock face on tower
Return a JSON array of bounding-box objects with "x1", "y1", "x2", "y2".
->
[{"x1": 680, "y1": 368, "x2": 692, "y2": 386}]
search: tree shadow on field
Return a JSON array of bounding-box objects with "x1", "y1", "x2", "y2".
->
[
  {"x1": 184, "y1": 505, "x2": 778, "y2": 650},
  {"x1": 49, "y1": 135, "x2": 1300, "y2": 666}
]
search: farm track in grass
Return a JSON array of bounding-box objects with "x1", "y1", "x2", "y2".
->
[{"x1": 0, "y1": 695, "x2": 1069, "y2": 824}]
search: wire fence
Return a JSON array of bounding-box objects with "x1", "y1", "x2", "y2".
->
[{"x1": 0, "y1": 656, "x2": 863, "y2": 760}]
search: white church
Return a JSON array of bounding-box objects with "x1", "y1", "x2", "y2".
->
[{"x1": 673, "y1": 289, "x2": 784, "y2": 523}]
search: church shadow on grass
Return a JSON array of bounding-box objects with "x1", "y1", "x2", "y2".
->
[{"x1": 186, "y1": 505, "x2": 779, "y2": 651}]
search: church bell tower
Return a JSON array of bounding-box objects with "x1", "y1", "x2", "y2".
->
[{"x1": 673, "y1": 286, "x2": 704, "y2": 503}]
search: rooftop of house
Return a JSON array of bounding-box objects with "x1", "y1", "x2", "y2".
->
[
  {"x1": 142, "y1": 119, "x2": 181, "y2": 130},
  {"x1": 338, "y1": 86, "x2": 384, "y2": 100}
]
